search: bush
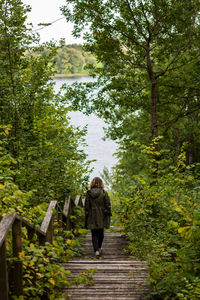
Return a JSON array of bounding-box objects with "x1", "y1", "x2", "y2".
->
[{"x1": 115, "y1": 147, "x2": 200, "y2": 299}]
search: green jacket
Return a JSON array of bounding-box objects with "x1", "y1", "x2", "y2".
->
[{"x1": 85, "y1": 188, "x2": 111, "y2": 229}]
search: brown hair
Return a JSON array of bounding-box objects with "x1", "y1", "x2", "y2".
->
[{"x1": 89, "y1": 177, "x2": 104, "y2": 189}]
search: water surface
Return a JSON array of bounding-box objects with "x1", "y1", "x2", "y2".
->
[{"x1": 53, "y1": 76, "x2": 117, "y2": 180}]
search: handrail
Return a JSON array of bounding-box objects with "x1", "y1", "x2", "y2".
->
[
  {"x1": 75, "y1": 195, "x2": 81, "y2": 206},
  {"x1": 62, "y1": 195, "x2": 73, "y2": 230},
  {"x1": 0, "y1": 194, "x2": 83, "y2": 300},
  {"x1": 0, "y1": 213, "x2": 17, "y2": 249},
  {"x1": 40, "y1": 200, "x2": 57, "y2": 244},
  {"x1": 63, "y1": 195, "x2": 71, "y2": 218},
  {"x1": 82, "y1": 198, "x2": 86, "y2": 206}
]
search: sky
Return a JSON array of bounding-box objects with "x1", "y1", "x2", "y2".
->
[{"x1": 22, "y1": 0, "x2": 83, "y2": 44}]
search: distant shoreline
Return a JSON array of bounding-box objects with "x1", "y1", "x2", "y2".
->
[{"x1": 53, "y1": 73, "x2": 90, "y2": 78}]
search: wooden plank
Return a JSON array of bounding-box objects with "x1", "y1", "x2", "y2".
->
[
  {"x1": 65, "y1": 264, "x2": 148, "y2": 271},
  {"x1": 62, "y1": 196, "x2": 72, "y2": 230},
  {"x1": 57, "y1": 204, "x2": 63, "y2": 225},
  {"x1": 18, "y1": 216, "x2": 44, "y2": 240},
  {"x1": 75, "y1": 195, "x2": 81, "y2": 207},
  {"x1": 65, "y1": 297, "x2": 144, "y2": 300},
  {"x1": 67, "y1": 286, "x2": 150, "y2": 291},
  {"x1": 63, "y1": 196, "x2": 71, "y2": 218},
  {"x1": 40, "y1": 201, "x2": 57, "y2": 244},
  {"x1": 0, "y1": 241, "x2": 9, "y2": 300},
  {"x1": 65, "y1": 297, "x2": 143, "y2": 300},
  {"x1": 12, "y1": 218, "x2": 23, "y2": 296},
  {"x1": 67, "y1": 260, "x2": 147, "y2": 264},
  {"x1": 64, "y1": 227, "x2": 150, "y2": 299},
  {"x1": 0, "y1": 214, "x2": 16, "y2": 248},
  {"x1": 18, "y1": 215, "x2": 34, "y2": 230},
  {"x1": 70, "y1": 274, "x2": 149, "y2": 280},
  {"x1": 81, "y1": 198, "x2": 85, "y2": 207},
  {"x1": 40, "y1": 201, "x2": 57, "y2": 234}
]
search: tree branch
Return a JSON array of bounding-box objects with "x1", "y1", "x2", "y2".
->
[
  {"x1": 125, "y1": 0, "x2": 148, "y2": 42},
  {"x1": 161, "y1": 103, "x2": 200, "y2": 135}
]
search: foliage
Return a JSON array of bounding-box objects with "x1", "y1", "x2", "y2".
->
[
  {"x1": 0, "y1": 1, "x2": 92, "y2": 299},
  {"x1": 0, "y1": 125, "x2": 35, "y2": 219},
  {"x1": 7, "y1": 222, "x2": 88, "y2": 299},
  {"x1": 2, "y1": 1, "x2": 200, "y2": 299},
  {"x1": 60, "y1": 4, "x2": 200, "y2": 296},
  {"x1": 112, "y1": 144, "x2": 200, "y2": 299},
  {"x1": 62, "y1": 0, "x2": 200, "y2": 173},
  {"x1": 54, "y1": 42, "x2": 98, "y2": 75},
  {"x1": 0, "y1": 0, "x2": 91, "y2": 209}
]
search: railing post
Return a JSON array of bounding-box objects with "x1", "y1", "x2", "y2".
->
[
  {"x1": 62, "y1": 196, "x2": 72, "y2": 230},
  {"x1": 81, "y1": 198, "x2": 85, "y2": 207},
  {"x1": 40, "y1": 201, "x2": 57, "y2": 244},
  {"x1": 67, "y1": 200, "x2": 72, "y2": 230},
  {"x1": 12, "y1": 218, "x2": 23, "y2": 296},
  {"x1": 57, "y1": 205, "x2": 63, "y2": 226},
  {"x1": 0, "y1": 241, "x2": 9, "y2": 300},
  {"x1": 75, "y1": 195, "x2": 81, "y2": 207},
  {"x1": 46, "y1": 218, "x2": 53, "y2": 243}
]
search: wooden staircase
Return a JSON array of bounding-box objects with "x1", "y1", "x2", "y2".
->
[{"x1": 64, "y1": 227, "x2": 150, "y2": 299}]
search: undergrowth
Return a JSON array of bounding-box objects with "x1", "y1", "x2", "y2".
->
[{"x1": 114, "y1": 146, "x2": 200, "y2": 299}]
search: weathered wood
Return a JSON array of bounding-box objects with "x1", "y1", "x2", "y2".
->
[
  {"x1": 67, "y1": 260, "x2": 147, "y2": 265},
  {"x1": 19, "y1": 216, "x2": 45, "y2": 241},
  {"x1": 66, "y1": 264, "x2": 148, "y2": 271},
  {"x1": 75, "y1": 195, "x2": 81, "y2": 207},
  {"x1": 20, "y1": 216, "x2": 35, "y2": 240},
  {"x1": 57, "y1": 204, "x2": 63, "y2": 225},
  {"x1": 65, "y1": 228, "x2": 150, "y2": 299},
  {"x1": 0, "y1": 213, "x2": 17, "y2": 248},
  {"x1": 40, "y1": 201, "x2": 57, "y2": 243},
  {"x1": 62, "y1": 196, "x2": 72, "y2": 230},
  {"x1": 65, "y1": 297, "x2": 143, "y2": 300},
  {"x1": 0, "y1": 241, "x2": 9, "y2": 300},
  {"x1": 0, "y1": 194, "x2": 82, "y2": 299},
  {"x1": 12, "y1": 218, "x2": 23, "y2": 296},
  {"x1": 81, "y1": 198, "x2": 85, "y2": 207},
  {"x1": 63, "y1": 196, "x2": 71, "y2": 218}
]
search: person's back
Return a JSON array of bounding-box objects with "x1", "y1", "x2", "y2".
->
[{"x1": 85, "y1": 177, "x2": 111, "y2": 258}]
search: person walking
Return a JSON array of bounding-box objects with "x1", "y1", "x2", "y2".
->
[{"x1": 85, "y1": 177, "x2": 112, "y2": 258}]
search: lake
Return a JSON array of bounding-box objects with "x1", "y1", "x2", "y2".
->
[{"x1": 53, "y1": 76, "x2": 117, "y2": 181}]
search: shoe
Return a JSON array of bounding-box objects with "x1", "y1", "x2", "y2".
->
[
  {"x1": 95, "y1": 251, "x2": 100, "y2": 258},
  {"x1": 99, "y1": 248, "x2": 103, "y2": 255}
]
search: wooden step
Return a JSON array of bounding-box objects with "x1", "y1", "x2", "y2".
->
[{"x1": 64, "y1": 228, "x2": 150, "y2": 299}]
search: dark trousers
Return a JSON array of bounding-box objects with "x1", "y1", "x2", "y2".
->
[{"x1": 91, "y1": 229, "x2": 104, "y2": 252}]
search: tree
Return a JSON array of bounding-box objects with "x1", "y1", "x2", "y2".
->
[
  {"x1": 55, "y1": 46, "x2": 72, "y2": 74},
  {"x1": 0, "y1": 0, "x2": 90, "y2": 206},
  {"x1": 67, "y1": 47, "x2": 85, "y2": 73},
  {"x1": 54, "y1": 43, "x2": 98, "y2": 74},
  {"x1": 62, "y1": 0, "x2": 200, "y2": 165}
]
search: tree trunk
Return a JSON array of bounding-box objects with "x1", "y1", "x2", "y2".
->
[
  {"x1": 146, "y1": 48, "x2": 158, "y2": 145},
  {"x1": 146, "y1": 44, "x2": 158, "y2": 178},
  {"x1": 151, "y1": 80, "x2": 158, "y2": 144},
  {"x1": 146, "y1": 48, "x2": 159, "y2": 178}
]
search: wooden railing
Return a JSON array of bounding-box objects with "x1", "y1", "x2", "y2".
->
[{"x1": 0, "y1": 195, "x2": 84, "y2": 300}]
